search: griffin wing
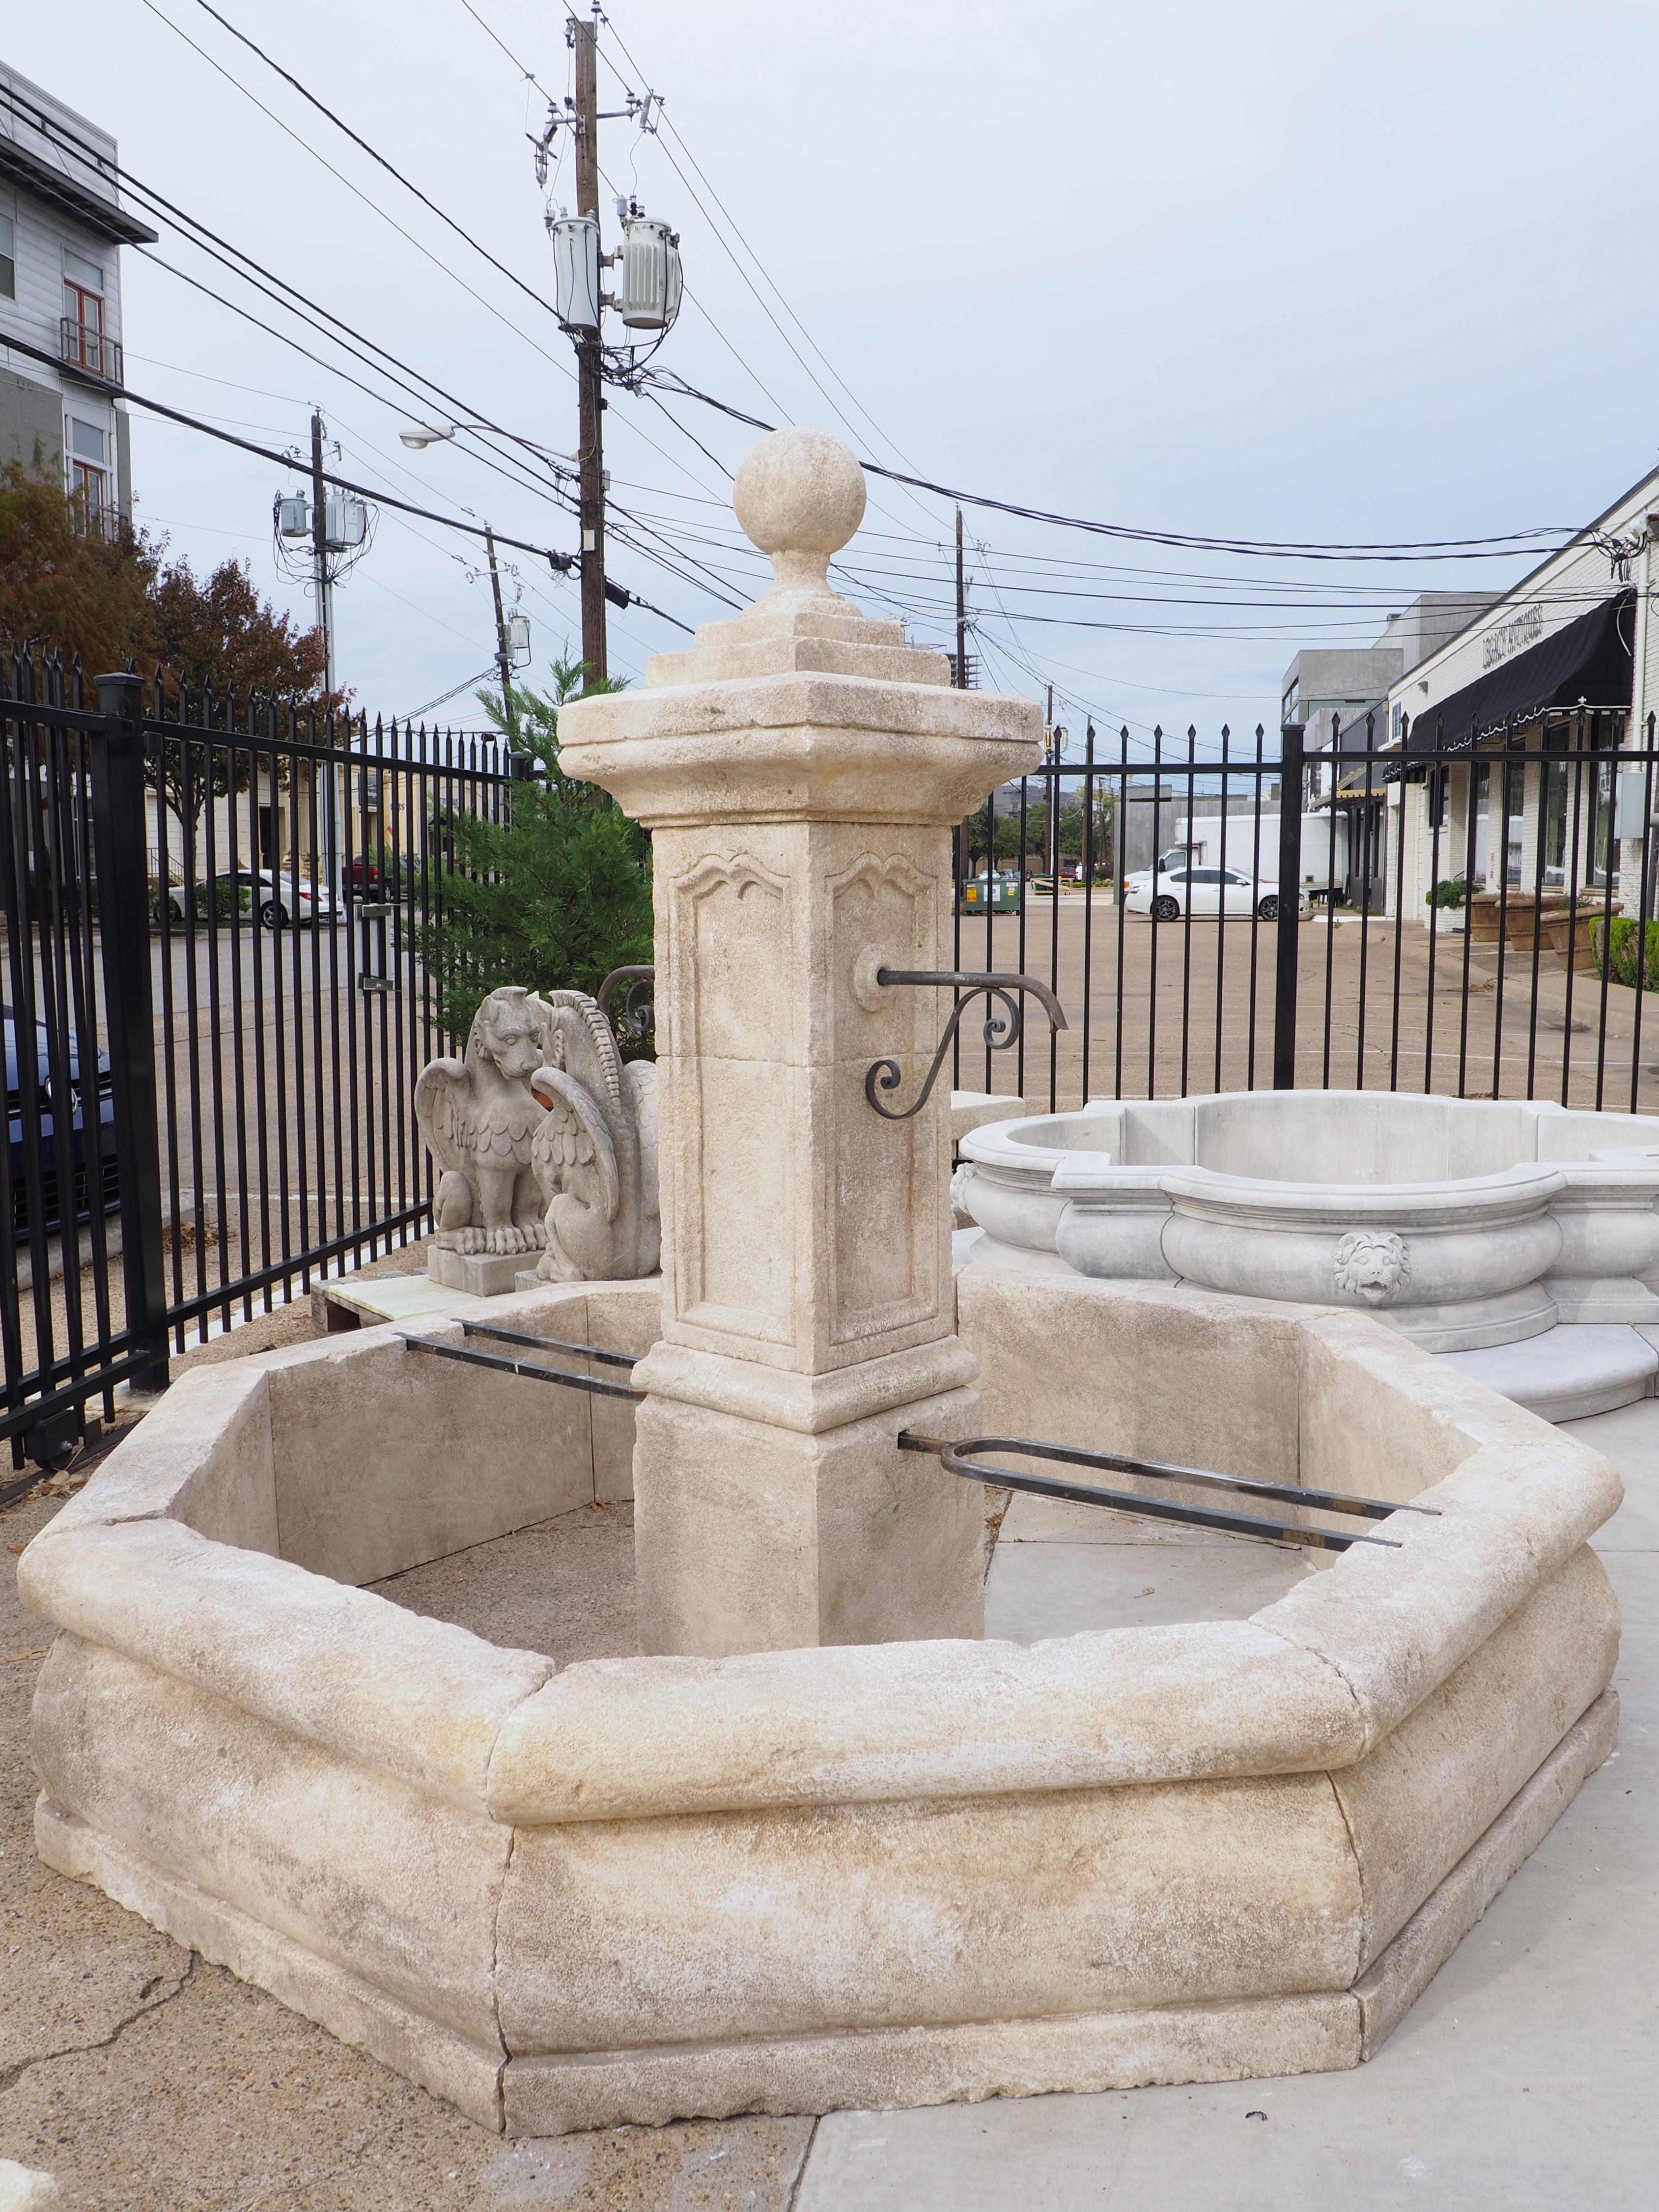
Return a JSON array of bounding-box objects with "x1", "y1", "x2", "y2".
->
[
  {"x1": 530, "y1": 1066, "x2": 620, "y2": 1222},
  {"x1": 414, "y1": 1057, "x2": 472, "y2": 1181},
  {"x1": 623, "y1": 1059, "x2": 660, "y2": 1224},
  {"x1": 543, "y1": 991, "x2": 625, "y2": 1106}
]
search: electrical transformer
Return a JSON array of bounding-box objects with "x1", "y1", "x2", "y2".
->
[
  {"x1": 549, "y1": 212, "x2": 602, "y2": 332},
  {"x1": 617, "y1": 211, "x2": 683, "y2": 331}
]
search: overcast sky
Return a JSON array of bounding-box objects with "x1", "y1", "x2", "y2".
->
[{"x1": 12, "y1": 0, "x2": 1659, "y2": 745}]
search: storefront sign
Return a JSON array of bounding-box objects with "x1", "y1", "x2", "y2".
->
[{"x1": 1482, "y1": 602, "x2": 1544, "y2": 671}]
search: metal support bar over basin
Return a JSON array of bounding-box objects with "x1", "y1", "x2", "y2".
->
[
  {"x1": 898, "y1": 1429, "x2": 1439, "y2": 1550},
  {"x1": 460, "y1": 1319, "x2": 639, "y2": 1370},
  {"x1": 400, "y1": 1331, "x2": 644, "y2": 1401}
]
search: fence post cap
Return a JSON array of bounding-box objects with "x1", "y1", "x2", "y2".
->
[{"x1": 93, "y1": 671, "x2": 145, "y2": 716}]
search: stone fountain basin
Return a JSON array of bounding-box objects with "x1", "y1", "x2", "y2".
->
[
  {"x1": 959, "y1": 1090, "x2": 1659, "y2": 1350},
  {"x1": 18, "y1": 1271, "x2": 1620, "y2": 2136}
]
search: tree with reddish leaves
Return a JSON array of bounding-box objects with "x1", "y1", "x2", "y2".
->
[
  {"x1": 143, "y1": 555, "x2": 335, "y2": 712},
  {"x1": 1, "y1": 458, "x2": 340, "y2": 881},
  {"x1": 0, "y1": 457, "x2": 156, "y2": 680}
]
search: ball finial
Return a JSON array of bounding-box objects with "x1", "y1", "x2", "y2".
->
[{"x1": 733, "y1": 428, "x2": 866, "y2": 595}]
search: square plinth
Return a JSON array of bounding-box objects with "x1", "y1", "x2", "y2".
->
[{"x1": 428, "y1": 1247, "x2": 531, "y2": 1297}]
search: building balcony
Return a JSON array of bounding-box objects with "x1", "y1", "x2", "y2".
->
[
  {"x1": 60, "y1": 318, "x2": 122, "y2": 387},
  {"x1": 68, "y1": 498, "x2": 120, "y2": 544}
]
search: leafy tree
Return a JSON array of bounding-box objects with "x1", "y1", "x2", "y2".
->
[
  {"x1": 1, "y1": 457, "x2": 336, "y2": 877},
  {"x1": 141, "y1": 556, "x2": 334, "y2": 880},
  {"x1": 417, "y1": 655, "x2": 653, "y2": 1047},
  {"x1": 0, "y1": 457, "x2": 156, "y2": 678},
  {"x1": 961, "y1": 788, "x2": 1115, "y2": 874},
  {"x1": 145, "y1": 555, "x2": 330, "y2": 705}
]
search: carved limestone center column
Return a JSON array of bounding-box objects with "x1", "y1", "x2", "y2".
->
[{"x1": 558, "y1": 427, "x2": 1040, "y2": 1654}]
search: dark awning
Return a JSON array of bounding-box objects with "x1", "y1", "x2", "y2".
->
[
  {"x1": 0, "y1": 137, "x2": 158, "y2": 247},
  {"x1": 1405, "y1": 588, "x2": 1634, "y2": 754}
]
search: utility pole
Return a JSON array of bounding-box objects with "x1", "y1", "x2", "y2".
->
[
  {"x1": 955, "y1": 507, "x2": 966, "y2": 691},
  {"x1": 1046, "y1": 684, "x2": 1060, "y2": 879},
  {"x1": 309, "y1": 408, "x2": 339, "y2": 890},
  {"x1": 572, "y1": 9, "x2": 608, "y2": 688},
  {"x1": 485, "y1": 525, "x2": 515, "y2": 739},
  {"x1": 309, "y1": 410, "x2": 335, "y2": 696}
]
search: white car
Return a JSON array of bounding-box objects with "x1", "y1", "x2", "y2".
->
[
  {"x1": 154, "y1": 868, "x2": 340, "y2": 930},
  {"x1": 259, "y1": 869, "x2": 339, "y2": 927},
  {"x1": 1124, "y1": 863, "x2": 1309, "y2": 923}
]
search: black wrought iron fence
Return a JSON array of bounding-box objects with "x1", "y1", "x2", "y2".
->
[
  {"x1": 1, "y1": 651, "x2": 512, "y2": 1467},
  {"x1": 8, "y1": 659, "x2": 1657, "y2": 1472},
  {"x1": 950, "y1": 710, "x2": 1659, "y2": 1118}
]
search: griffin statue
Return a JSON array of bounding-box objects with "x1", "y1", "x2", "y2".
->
[
  {"x1": 414, "y1": 984, "x2": 659, "y2": 1281},
  {"x1": 529, "y1": 990, "x2": 660, "y2": 1282},
  {"x1": 415, "y1": 986, "x2": 552, "y2": 1257}
]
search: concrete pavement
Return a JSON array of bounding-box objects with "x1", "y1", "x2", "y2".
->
[{"x1": 793, "y1": 1398, "x2": 1659, "y2": 2211}]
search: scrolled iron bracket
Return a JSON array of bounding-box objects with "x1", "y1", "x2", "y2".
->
[
  {"x1": 596, "y1": 963, "x2": 655, "y2": 1051},
  {"x1": 864, "y1": 968, "x2": 1067, "y2": 1122}
]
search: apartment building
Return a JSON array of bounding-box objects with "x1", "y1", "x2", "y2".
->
[{"x1": 0, "y1": 61, "x2": 156, "y2": 534}]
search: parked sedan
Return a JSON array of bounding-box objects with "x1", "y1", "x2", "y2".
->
[
  {"x1": 4, "y1": 1009, "x2": 118, "y2": 1240},
  {"x1": 155, "y1": 869, "x2": 339, "y2": 930},
  {"x1": 236, "y1": 868, "x2": 340, "y2": 930},
  {"x1": 1124, "y1": 863, "x2": 1309, "y2": 923}
]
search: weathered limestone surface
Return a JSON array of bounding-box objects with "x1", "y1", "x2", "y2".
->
[
  {"x1": 18, "y1": 1266, "x2": 1622, "y2": 2135},
  {"x1": 12, "y1": 433, "x2": 1627, "y2": 2140},
  {"x1": 556, "y1": 426, "x2": 1042, "y2": 1656}
]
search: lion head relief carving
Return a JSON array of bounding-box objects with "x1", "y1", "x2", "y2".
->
[{"x1": 1332, "y1": 1229, "x2": 1411, "y2": 1305}]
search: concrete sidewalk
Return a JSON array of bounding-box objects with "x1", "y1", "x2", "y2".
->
[{"x1": 794, "y1": 1397, "x2": 1659, "y2": 2212}]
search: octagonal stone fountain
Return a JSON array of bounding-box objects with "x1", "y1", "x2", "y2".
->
[{"x1": 17, "y1": 434, "x2": 1622, "y2": 2137}]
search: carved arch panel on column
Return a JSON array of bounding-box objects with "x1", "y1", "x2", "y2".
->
[
  {"x1": 667, "y1": 849, "x2": 797, "y2": 1348},
  {"x1": 827, "y1": 847, "x2": 943, "y2": 1350}
]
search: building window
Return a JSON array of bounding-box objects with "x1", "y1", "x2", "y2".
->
[
  {"x1": 68, "y1": 417, "x2": 108, "y2": 535},
  {"x1": 1282, "y1": 680, "x2": 1299, "y2": 728},
  {"x1": 1427, "y1": 764, "x2": 1449, "y2": 832},
  {"x1": 0, "y1": 214, "x2": 14, "y2": 300},
  {"x1": 63, "y1": 249, "x2": 106, "y2": 372}
]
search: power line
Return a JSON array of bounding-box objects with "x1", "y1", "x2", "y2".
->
[
  {"x1": 180, "y1": 0, "x2": 564, "y2": 325},
  {"x1": 134, "y1": 0, "x2": 569, "y2": 373},
  {"x1": 592, "y1": 9, "x2": 942, "y2": 531},
  {"x1": 141, "y1": 248, "x2": 576, "y2": 518},
  {"x1": 0, "y1": 78, "x2": 579, "y2": 525},
  {"x1": 645, "y1": 377, "x2": 1575, "y2": 562},
  {"x1": 0, "y1": 327, "x2": 692, "y2": 631}
]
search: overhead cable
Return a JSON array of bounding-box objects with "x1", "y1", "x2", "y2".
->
[
  {"x1": 645, "y1": 377, "x2": 1575, "y2": 564},
  {"x1": 133, "y1": 0, "x2": 567, "y2": 372},
  {"x1": 180, "y1": 0, "x2": 562, "y2": 323},
  {"x1": 0, "y1": 329, "x2": 690, "y2": 632}
]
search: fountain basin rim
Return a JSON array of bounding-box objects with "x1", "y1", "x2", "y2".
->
[{"x1": 17, "y1": 1289, "x2": 1623, "y2": 1826}]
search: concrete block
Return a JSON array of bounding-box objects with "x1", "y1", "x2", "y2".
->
[{"x1": 429, "y1": 1246, "x2": 525, "y2": 1297}]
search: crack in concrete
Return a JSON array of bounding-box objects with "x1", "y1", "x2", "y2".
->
[
  {"x1": 0, "y1": 1951, "x2": 198, "y2": 2097},
  {"x1": 784, "y1": 2115, "x2": 821, "y2": 2212}
]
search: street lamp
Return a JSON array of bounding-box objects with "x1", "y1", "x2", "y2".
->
[{"x1": 398, "y1": 420, "x2": 579, "y2": 466}]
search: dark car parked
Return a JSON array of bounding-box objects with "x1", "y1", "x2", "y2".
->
[
  {"x1": 344, "y1": 854, "x2": 411, "y2": 899},
  {"x1": 3, "y1": 1010, "x2": 118, "y2": 1241}
]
